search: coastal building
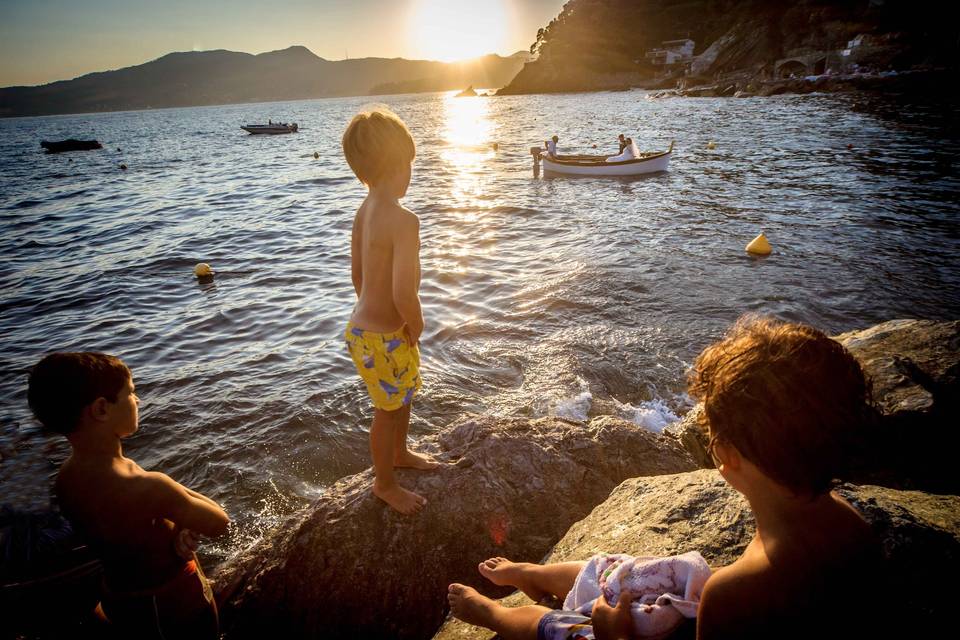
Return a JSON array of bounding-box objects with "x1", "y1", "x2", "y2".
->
[{"x1": 644, "y1": 39, "x2": 695, "y2": 67}]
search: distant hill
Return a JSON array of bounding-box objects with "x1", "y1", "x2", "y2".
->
[{"x1": 0, "y1": 46, "x2": 529, "y2": 117}]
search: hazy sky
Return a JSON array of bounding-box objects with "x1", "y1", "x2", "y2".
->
[{"x1": 0, "y1": 0, "x2": 567, "y2": 87}]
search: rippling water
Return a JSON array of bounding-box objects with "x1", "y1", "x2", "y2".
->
[{"x1": 1, "y1": 89, "x2": 958, "y2": 567}]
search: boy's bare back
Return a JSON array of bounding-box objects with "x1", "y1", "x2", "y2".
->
[{"x1": 350, "y1": 195, "x2": 420, "y2": 334}]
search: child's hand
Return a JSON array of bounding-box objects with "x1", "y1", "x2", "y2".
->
[
  {"x1": 174, "y1": 528, "x2": 200, "y2": 560},
  {"x1": 404, "y1": 324, "x2": 420, "y2": 346},
  {"x1": 592, "y1": 591, "x2": 633, "y2": 640}
]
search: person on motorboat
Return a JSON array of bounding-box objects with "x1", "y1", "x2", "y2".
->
[
  {"x1": 606, "y1": 137, "x2": 640, "y2": 162},
  {"x1": 544, "y1": 135, "x2": 559, "y2": 157},
  {"x1": 618, "y1": 134, "x2": 627, "y2": 154}
]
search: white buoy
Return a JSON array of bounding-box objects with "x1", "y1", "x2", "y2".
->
[{"x1": 745, "y1": 233, "x2": 772, "y2": 256}]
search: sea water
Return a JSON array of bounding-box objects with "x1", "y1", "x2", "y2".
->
[{"x1": 1, "y1": 89, "x2": 958, "y2": 567}]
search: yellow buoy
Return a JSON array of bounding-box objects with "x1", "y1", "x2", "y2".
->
[
  {"x1": 194, "y1": 263, "x2": 214, "y2": 277},
  {"x1": 745, "y1": 233, "x2": 772, "y2": 256},
  {"x1": 706, "y1": 141, "x2": 716, "y2": 150}
]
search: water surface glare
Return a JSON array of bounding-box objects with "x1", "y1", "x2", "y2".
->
[{"x1": 1, "y1": 90, "x2": 958, "y2": 566}]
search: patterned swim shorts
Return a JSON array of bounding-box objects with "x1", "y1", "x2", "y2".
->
[
  {"x1": 537, "y1": 609, "x2": 594, "y2": 640},
  {"x1": 345, "y1": 322, "x2": 421, "y2": 411}
]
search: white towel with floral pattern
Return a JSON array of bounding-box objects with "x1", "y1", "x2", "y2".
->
[{"x1": 563, "y1": 551, "x2": 711, "y2": 637}]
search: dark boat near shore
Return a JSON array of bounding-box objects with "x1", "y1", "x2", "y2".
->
[
  {"x1": 241, "y1": 122, "x2": 298, "y2": 135},
  {"x1": 40, "y1": 139, "x2": 103, "y2": 153}
]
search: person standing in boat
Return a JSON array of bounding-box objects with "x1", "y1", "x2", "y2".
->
[{"x1": 544, "y1": 135, "x2": 559, "y2": 157}]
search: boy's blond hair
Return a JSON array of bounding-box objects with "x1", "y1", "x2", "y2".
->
[{"x1": 342, "y1": 107, "x2": 415, "y2": 186}]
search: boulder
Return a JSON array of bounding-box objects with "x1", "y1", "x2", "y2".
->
[
  {"x1": 214, "y1": 415, "x2": 696, "y2": 640},
  {"x1": 835, "y1": 319, "x2": 959, "y2": 418},
  {"x1": 836, "y1": 319, "x2": 960, "y2": 492},
  {"x1": 435, "y1": 470, "x2": 960, "y2": 639},
  {"x1": 663, "y1": 404, "x2": 712, "y2": 470},
  {"x1": 662, "y1": 320, "x2": 959, "y2": 491}
]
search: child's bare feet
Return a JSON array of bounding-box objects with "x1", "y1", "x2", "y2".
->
[
  {"x1": 448, "y1": 583, "x2": 497, "y2": 627},
  {"x1": 478, "y1": 557, "x2": 548, "y2": 602},
  {"x1": 394, "y1": 450, "x2": 439, "y2": 470},
  {"x1": 373, "y1": 481, "x2": 426, "y2": 514}
]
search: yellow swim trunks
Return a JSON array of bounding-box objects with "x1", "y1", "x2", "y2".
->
[{"x1": 345, "y1": 322, "x2": 422, "y2": 411}]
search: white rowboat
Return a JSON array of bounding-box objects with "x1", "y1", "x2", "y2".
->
[{"x1": 532, "y1": 141, "x2": 673, "y2": 177}]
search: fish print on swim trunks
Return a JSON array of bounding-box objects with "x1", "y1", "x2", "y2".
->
[{"x1": 345, "y1": 322, "x2": 421, "y2": 411}]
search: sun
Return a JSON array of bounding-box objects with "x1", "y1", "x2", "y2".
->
[{"x1": 408, "y1": 0, "x2": 509, "y2": 62}]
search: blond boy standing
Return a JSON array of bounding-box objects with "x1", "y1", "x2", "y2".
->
[{"x1": 342, "y1": 107, "x2": 437, "y2": 515}]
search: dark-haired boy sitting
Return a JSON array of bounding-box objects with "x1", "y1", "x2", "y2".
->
[
  {"x1": 448, "y1": 317, "x2": 883, "y2": 639},
  {"x1": 28, "y1": 352, "x2": 229, "y2": 639}
]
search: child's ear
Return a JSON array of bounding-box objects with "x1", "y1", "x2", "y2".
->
[
  {"x1": 89, "y1": 397, "x2": 111, "y2": 422},
  {"x1": 713, "y1": 441, "x2": 742, "y2": 472}
]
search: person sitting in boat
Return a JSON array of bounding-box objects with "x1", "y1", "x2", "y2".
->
[
  {"x1": 606, "y1": 137, "x2": 640, "y2": 162},
  {"x1": 618, "y1": 133, "x2": 627, "y2": 154},
  {"x1": 544, "y1": 135, "x2": 559, "y2": 158}
]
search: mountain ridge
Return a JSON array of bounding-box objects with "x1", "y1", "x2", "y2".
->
[{"x1": 0, "y1": 46, "x2": 528, "y2": 117}]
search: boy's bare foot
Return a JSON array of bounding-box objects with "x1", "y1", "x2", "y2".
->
[
  {"x1": 478, "y1": 557, "x2": 548, "y2": 602},
  {"x1": 448, "y1": 583, "x2": 497, "y2": 628},
  {"x1": 394, "y1": 450, "x2": 439, "y2": 470},
  {"x1": 373, "y1": 481, "x2": 426, "y2": 514}
]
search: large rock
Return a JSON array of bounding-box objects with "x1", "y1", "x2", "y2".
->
[
  {"x1": 836, "y1": 319, "x2": 959, "y2": 418},
  {"x1": 663, "y1": 320, "x2": 960, "y2": 491},
  {"x1": 663, "y1": 404, "x2": 712, "y2": 470},
  {"x1": 214, "y1": 415, "x2": 696, "y2": 639},
  {"x1": 836, "y1": 319, "x2": 960, "y2": 492},
  {"x1": 436, "y1": 470, "x2": 960, "y2": 639}
]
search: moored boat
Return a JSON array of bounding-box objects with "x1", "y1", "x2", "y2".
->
[
  {"x1": 241, "y1": 122, "x2": 298, "y2": 135},
  {"x1": 40, "y1": 139, "x2": 102, "y2": 153},
  {"x1": 531, "y1": 141, "x2": 673, "y2": 177}
]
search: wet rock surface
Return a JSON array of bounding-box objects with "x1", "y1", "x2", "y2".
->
[{"x1": 214, "y1": 415, "x2": 696, "y2": 639}]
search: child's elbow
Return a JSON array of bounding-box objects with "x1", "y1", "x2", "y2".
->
[{"x1": 210, "y1": 509, "x2": 230, "y2": 537}]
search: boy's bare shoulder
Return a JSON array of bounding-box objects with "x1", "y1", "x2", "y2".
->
[
  {"x1": 382, "y1": 202, "x2": 419, "y2": 238},
  {"x1": 698, "y1": 556, "x2": 775, "y2": 637}
]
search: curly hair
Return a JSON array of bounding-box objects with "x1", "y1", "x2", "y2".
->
[
  {"x1": 28, "y1": 352, "x2": 131, "y2": 434},
  {"x1": 688, "y1": 316, "x2": 874, "y2": 496}
]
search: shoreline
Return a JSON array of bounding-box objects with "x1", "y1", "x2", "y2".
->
[{"x1": 496, "y1": 67, "x2": 956, "y2": 99}]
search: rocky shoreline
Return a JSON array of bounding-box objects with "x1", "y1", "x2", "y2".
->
[
  {"x1": 496, "y1": 0, "x2": 957, "y2": 100},
  {"x1": 212, "y1": 319, "x2": 959, "y2": 639}
]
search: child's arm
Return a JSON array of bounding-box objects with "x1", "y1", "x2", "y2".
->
[
  {"x1": 351, "y1": 215, "x2": 363, "y2": 297},
  {"x1": 143, "y1": 472, "x2": 230, "y2": 538},
  {"x1": 392, "y1": 213, "x2": 424, "y2": 343}
]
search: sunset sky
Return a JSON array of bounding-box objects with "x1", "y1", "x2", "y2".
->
[{"x1": 0, "y1": 0, "x2": 567, "y2": 87}]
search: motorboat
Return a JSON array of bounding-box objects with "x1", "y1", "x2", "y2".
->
[
  {"x1": 241, "y1": 122, "x2": 298, "y2": 135},
  {"x1": 531, "y1": 141, "x2": 673, "y2": 177},
  {"x1": 40, "y1": 139, "x2": 102, "y2": 153}
]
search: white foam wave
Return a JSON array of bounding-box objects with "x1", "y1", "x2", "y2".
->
[
  {"x1": 614, "y1": 397, "x2": 680, "y2": 433},
  {"x1": 551, "y1": 377, "x2": 593, "y2": 422}
]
